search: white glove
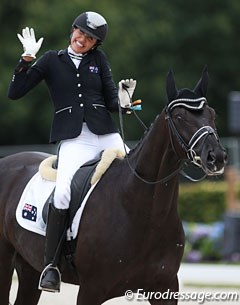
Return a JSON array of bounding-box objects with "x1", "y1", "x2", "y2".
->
[
  {"x1": 17, "y1": 27, "x2": 44, "y2": 59},
  {"x1": 118, "y1": 79, "x2": 137, "y2": 108}
]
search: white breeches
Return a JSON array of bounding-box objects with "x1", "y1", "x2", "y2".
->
[{"x1": 54, "y1": 123, "x2": 128, "y2": 210}]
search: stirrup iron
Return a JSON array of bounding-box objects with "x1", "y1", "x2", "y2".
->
[{"x1": 38, "y1": 264, "x2": 61, "y2": 293}]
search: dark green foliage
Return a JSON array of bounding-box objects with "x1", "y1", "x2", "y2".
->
[
  {"x1": 1, "y1": 0, "x2": 240, "y2": 144},
  {"x1": 178, "y1": 182, "x2": 227, "y2": 223}
]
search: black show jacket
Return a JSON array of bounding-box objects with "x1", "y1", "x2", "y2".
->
[{"x1": 8, "y1": 49, "x2": 119, "y2": 143}]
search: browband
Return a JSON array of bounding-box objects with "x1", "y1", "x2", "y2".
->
[{"x1": 167, "y1": 97, "x2": 207, "y2": 111}]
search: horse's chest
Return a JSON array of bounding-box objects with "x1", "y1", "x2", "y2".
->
[{"x1": 141, "y1": 222, "x2": 185, "y2": 272}]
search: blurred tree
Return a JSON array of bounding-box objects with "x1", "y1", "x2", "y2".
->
[{"x1": 1, "y1": 0, "x2": 240, "y2": 144}]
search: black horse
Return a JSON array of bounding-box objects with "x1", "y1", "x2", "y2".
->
[{"x1": 0, "y1": 68, "x2": 227, "y2": 305}]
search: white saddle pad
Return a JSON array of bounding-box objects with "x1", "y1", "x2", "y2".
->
[{"x1": 16, "y1": 172, "x2": 98, "y2": 240}]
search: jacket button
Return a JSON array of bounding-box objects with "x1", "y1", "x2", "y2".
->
[
  {"x1": 76, "y1": 73, "x2": 80, "y2": 77},
  {"x1": 78, "y1": 94, "x2": 82, "y2": 97},
  {"x1": 80, "y1": 103, "x2": 83, "y2": 107},
  {"x1": 78, "y1": 83, "x2": 81, "y2": 87}
]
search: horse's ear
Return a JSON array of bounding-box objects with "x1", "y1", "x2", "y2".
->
[
  {"x1": 166, "y1": 70, "x2": 178, "y2": 102},
  {"x1": 194, "y1": 65, "x2": 209, "y2": 97}
]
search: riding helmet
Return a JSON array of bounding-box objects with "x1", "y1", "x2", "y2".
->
[{"x1": 72, "y1": 12, "x2": 108, "y2": 42}]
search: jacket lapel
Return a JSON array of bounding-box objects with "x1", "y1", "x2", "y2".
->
[
  {"x1": 78, "y1": 53, "x2": 92, "y2": 70},
  {"x1": 58, "y1": 49, "x2": 76, "y2": 69}
]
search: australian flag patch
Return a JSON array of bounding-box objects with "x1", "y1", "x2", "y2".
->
[
  {"x1": 22, "y1": 203, "x2": 37, "y2": 222},
  {"x1": 89, "y1": 65, "x2": 99, "y2": 73}
]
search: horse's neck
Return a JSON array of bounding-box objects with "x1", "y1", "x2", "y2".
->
[
  {"x1": 124, "y1": 112, "x2": 181, "y2": 239},
  {"x1": 133, "y1": 112, "x2": 179, "y2": 181}
]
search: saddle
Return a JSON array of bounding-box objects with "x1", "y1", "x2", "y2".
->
[
  {"x1": 41, "y1": 148, "x2": 126, "y2": 226},
  {"x1": 42, "y1": 155, "x2": 101, "y2": 226}
]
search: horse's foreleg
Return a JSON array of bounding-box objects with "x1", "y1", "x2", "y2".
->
[
  {"x1": 146, "y1": 276, "x2": 179, "y2": 305},
  {"x1": 0, "y1": 238, "x2": 15, "y2": 305},
  {"x1": 14, "y1": 254, "x2": 42, "y2": 305}
]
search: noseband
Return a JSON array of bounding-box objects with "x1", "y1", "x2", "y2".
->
[{"x1": 165, "y1": 97, "x2": 219, "y2": 168}]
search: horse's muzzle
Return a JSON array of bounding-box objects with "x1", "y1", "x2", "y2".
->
[{"x1": 201, "y1": 144, "x2": 228, "y2": 176}]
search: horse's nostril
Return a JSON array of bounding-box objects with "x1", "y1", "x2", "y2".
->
[{"x1": 207, "y1": 151, "x2": 216, "y2": 164}]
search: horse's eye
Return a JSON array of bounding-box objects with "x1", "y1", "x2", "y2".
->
[{"x1": 175, "y1": 114, "x2": 183, "y2": 121}]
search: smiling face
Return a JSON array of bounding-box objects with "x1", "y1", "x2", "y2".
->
[{"x1": 70, "y1": 28, "x2": 97, "y2": 54}]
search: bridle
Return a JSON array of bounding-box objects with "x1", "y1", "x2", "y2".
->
[
  {"x1": 165, "y1": 97, "x2": 219, "y2": 169},
  {"x1": 118, "y1": 93, "x2": 219, "y2": 184}
]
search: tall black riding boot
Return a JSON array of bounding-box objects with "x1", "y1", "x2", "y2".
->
[{"x1": 38, "y1": 203, "x2": 68, "y2": 292}]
